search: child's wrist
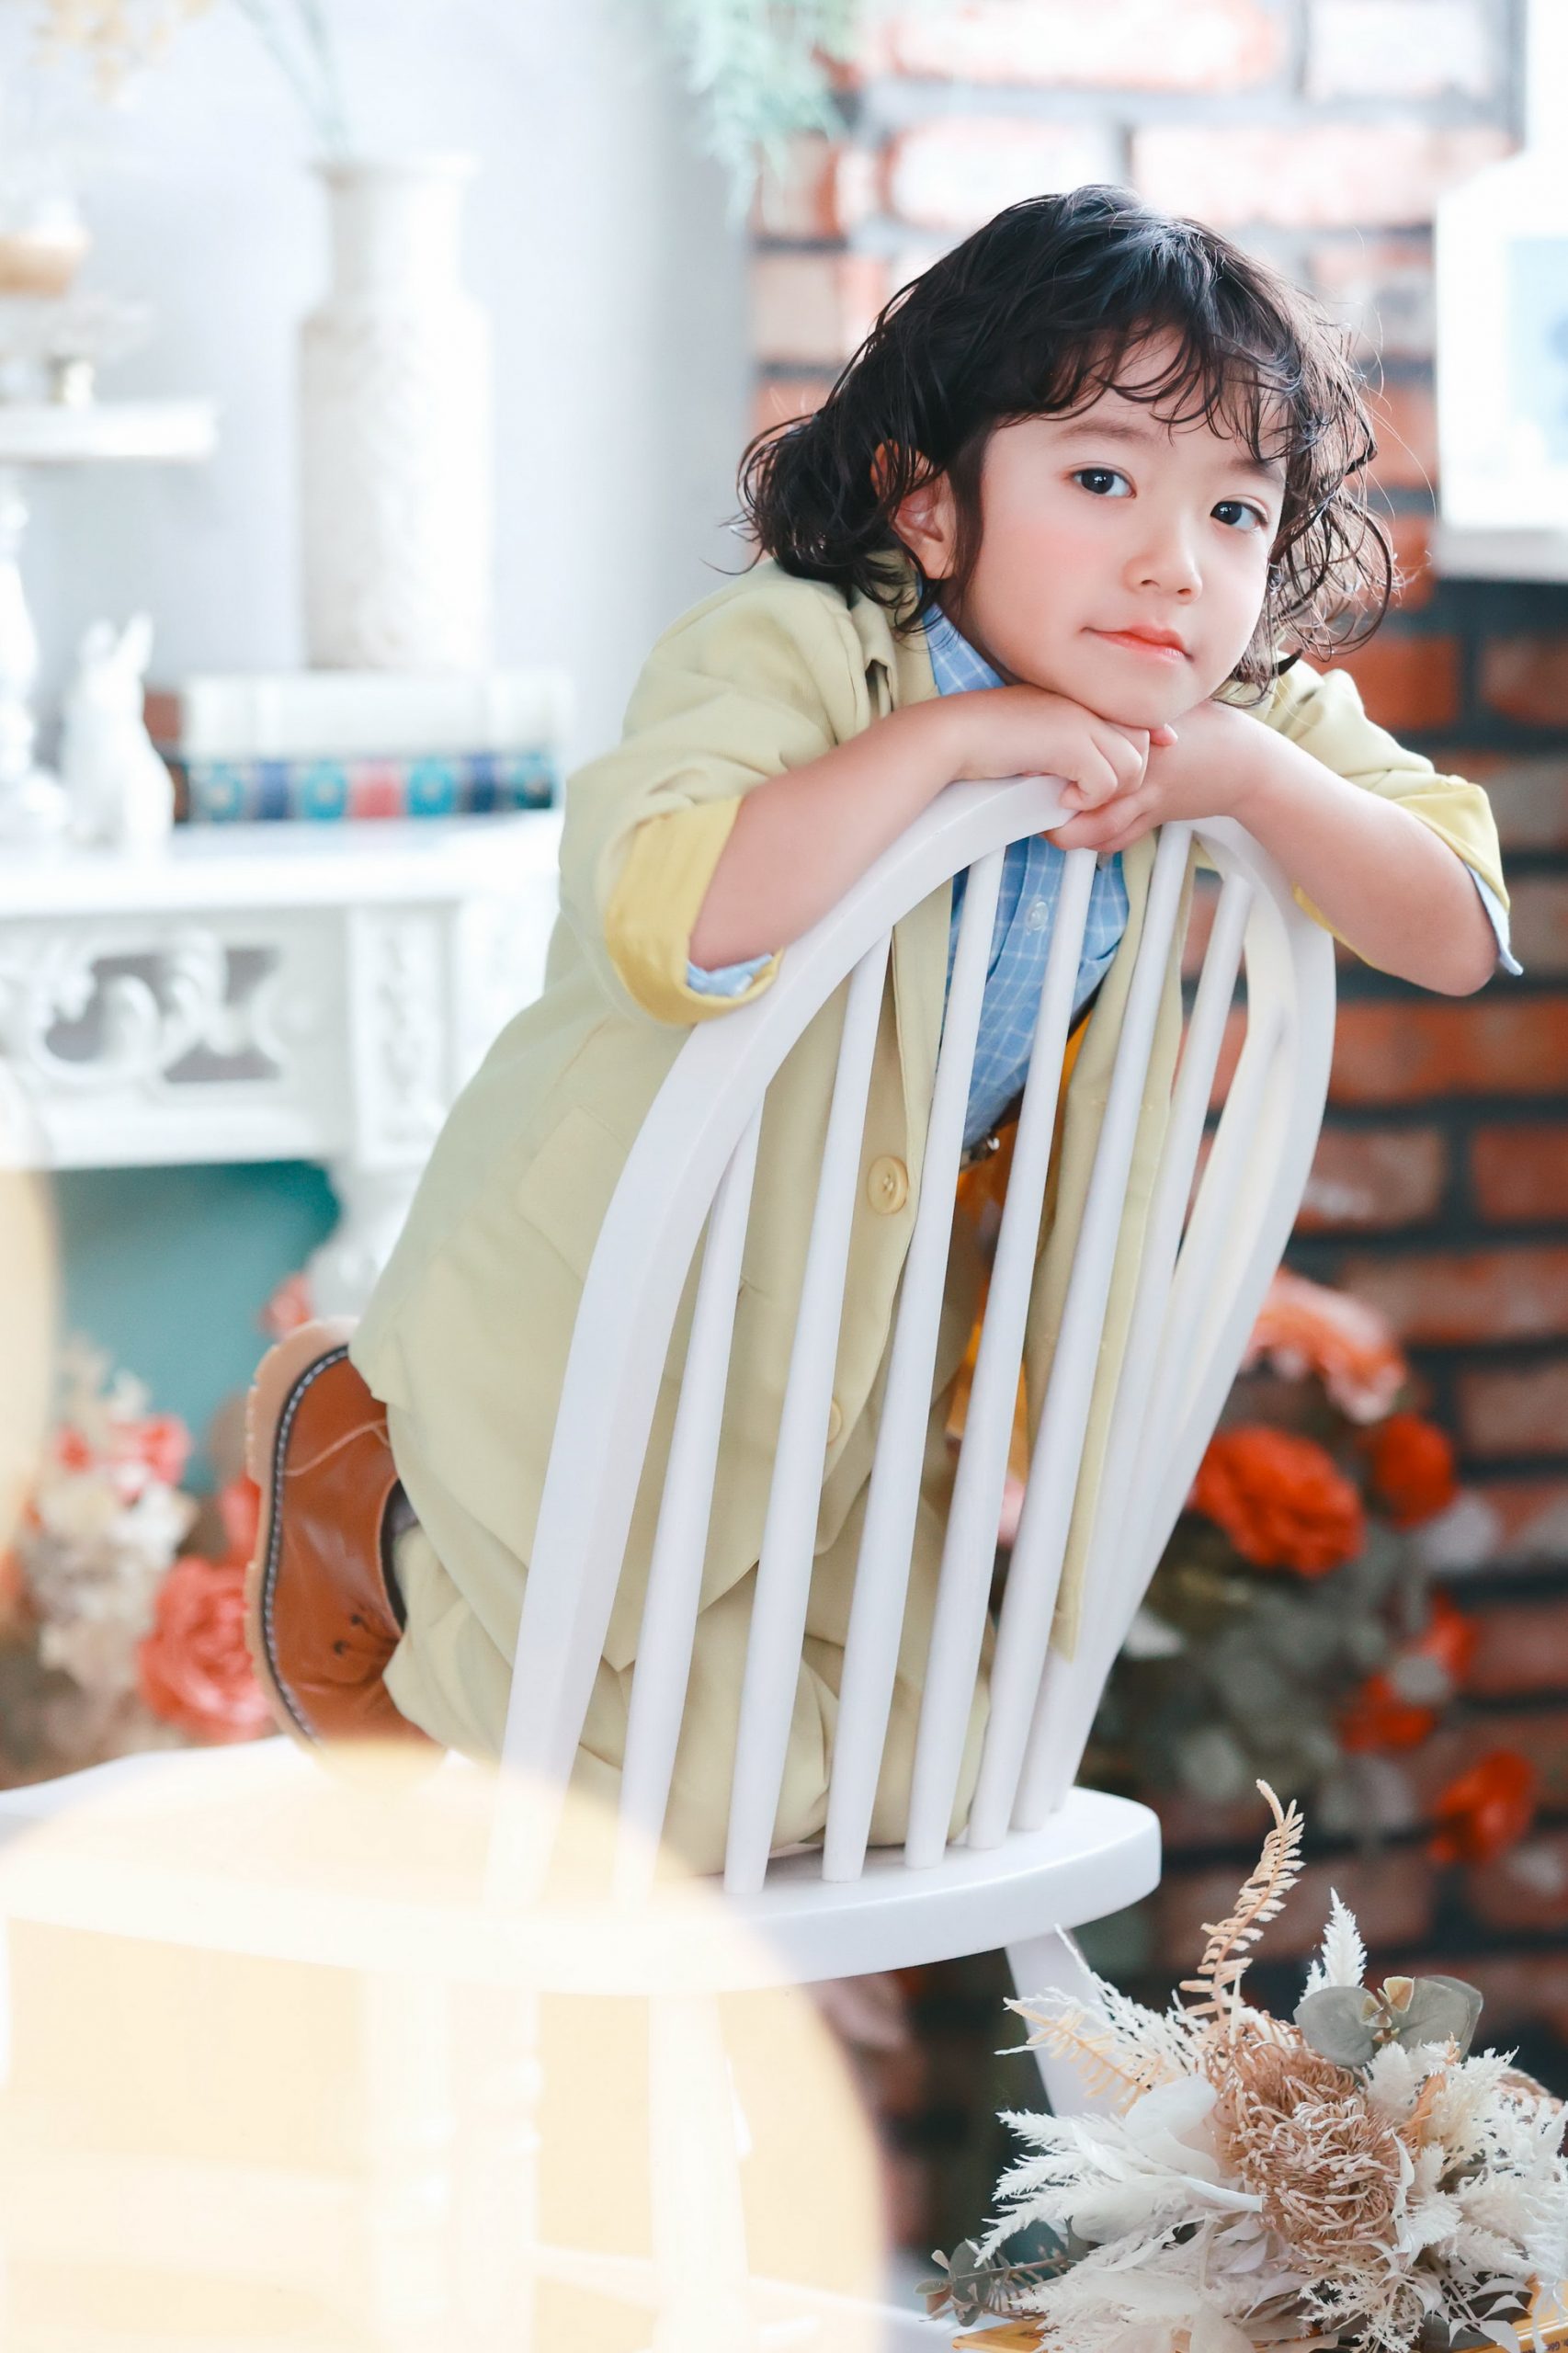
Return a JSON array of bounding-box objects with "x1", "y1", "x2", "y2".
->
[{"x1": 892, "y1": 694, "x2": 970, "y2": 792}]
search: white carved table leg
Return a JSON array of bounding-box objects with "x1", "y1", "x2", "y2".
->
[
  {"x1": 647, "y1": 1990, "x2": 757, "y2": 2353},
  {"x1": 310, "y1": 1158, "x2": 424, "y2": 1317}
]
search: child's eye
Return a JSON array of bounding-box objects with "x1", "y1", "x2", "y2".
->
[
  {"x1": 1072, "y1": 467, "x2": 1132, "y2": 498},
  {"x1": 1213, "y1": 499, "x2": 1267, "y2": 532}
]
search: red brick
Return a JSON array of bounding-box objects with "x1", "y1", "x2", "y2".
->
[
  {"x1": 1309, "y1": 233, "x2": 1434, "y2": 365},
  {"x1": 1335, "y1": 1245, "x2": 1568, "y2": 1346},
  {"x1": 1335, "y1": 632, "x2": 1460, "y2": 733},
  {"x1": 1480, "y1": 637, "x2": 1568, "y2": 729},
  {"x1": 1330, "y1": 999, "x2": 1568, "y2": 1105},
  {"x1": 1131, "y1": 122, "x2": 1510, "y2": 233},
  {"x1": 1489, "y1": 761, "x2": 1568, "y2": 850},
  {"x1": 1471, "y1": 1127, "x2": 1568, "y2": 1224},
  {"x1": 1464, "y1": 1602, "x2": 1568, "y2": 1700},
  {"x1": 752, "y1": 253, "x2": 889, "y2": 367},
  {"x1": 879, "y1": 0, "x2": 1286, "y2": 88},
  {"x1": 1506, "y1": 877, "x2": 1568, "y2": 976},
  {"x1": 1297, "y1": 1126, "x2": 1446, "y2": 1232},
  {"x1": 1403, "y1": 1706, "x2": 1568, "y2": 1811},
  {"x1": 750, "y1": 374, "x2": 835, "y2": 439},
  {"x1": 1306, "y1": 0, "x2": 1495, "y2": 103},
  {"x1": 1366, "y1": 380, "x2": 1439, "y2": 494},
  {"x1": 1466, "y1": 1831, "x2": 1568, "y2": 1935},
  {"x1": 755, "y1": 139, "x2": 878, "y2": 242},
  {"x1": 1466, "y1": 1477, "x2": 1568, "y2": 1562},
  {"x1": 884, "y1": 119, "x2": 1119, "y2": 234},
  {"x1": 1154, "y1": 1850, "x2": 1436, "y2": 1965},
  {"x1": 1458, "y1": 1359, "x2": 1568, "y2": 1459}
]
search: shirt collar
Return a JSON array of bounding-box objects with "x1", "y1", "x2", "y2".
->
[{"x1": 923, "y1": 602, "x2": 1006, "y2": 696}]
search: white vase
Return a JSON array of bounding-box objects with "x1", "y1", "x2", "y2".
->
[{"x1": 300, "y1": 156, "x2": 493, "y2": 672}]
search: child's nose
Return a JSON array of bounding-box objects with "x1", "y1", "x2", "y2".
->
[{"x1": 1129, "y1": 523, "x2": 1201, "y2": 597}]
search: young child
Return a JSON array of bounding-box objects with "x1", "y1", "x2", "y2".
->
[{"x1": 244, "y1": 186, "x2": 1515, "y2": 1870}]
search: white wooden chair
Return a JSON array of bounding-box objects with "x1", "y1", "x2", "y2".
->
[{"x1": 0, "y1": 774, "x2": 1335, "y2": 2349}]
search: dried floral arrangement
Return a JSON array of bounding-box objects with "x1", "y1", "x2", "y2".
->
[
  {"x1": 33, "y1": 0, "x2": 350, "y2": 149},
  {"x1": 0, "y1": 1339, "x2": 270, "y2": 1779},
  {"x1": 1086, "y1": 1271, "x2": 1541, "y2": 1868},
  {"x1": 924, "y1": 1787, "x2": 1568, "y2": 2353}
]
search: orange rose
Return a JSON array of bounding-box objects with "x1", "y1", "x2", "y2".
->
[
  {"x1": 138, "y1": 1554, "x2": 272, "y2": 1745},
  {"x1": 1190, "y1": 1426, "x2": 1365, "y2": 1575},
  {"x1": 1429, "y1": 1750, "x2": 1539, "y2": 1867},
  {"x1": 1367, "y1": 1413, "x2": 1460, "y2": 1528},
  {"x1": 1244, "y1": 1268, "x2": 1408, "y2": 1425}
]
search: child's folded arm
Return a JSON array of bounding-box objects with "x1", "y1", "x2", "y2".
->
[{"x1": 1258, "y1": 659, "x2": 1516, "y2": 972}]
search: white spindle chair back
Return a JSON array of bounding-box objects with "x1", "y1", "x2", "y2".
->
[{"x1": 491, "y1": 777, "x2": 1335, "y2": 1911}]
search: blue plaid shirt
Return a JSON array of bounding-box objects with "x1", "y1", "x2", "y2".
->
[{"x1": 687, "y1": 605, "x2": 1128, "y2": 1151}]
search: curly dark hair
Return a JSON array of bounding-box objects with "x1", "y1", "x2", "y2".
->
[{"x1": 740, "y1": 185, "x2": 1393, "y2": 692}]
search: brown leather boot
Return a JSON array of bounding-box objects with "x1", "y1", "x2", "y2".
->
[{"x1": 244, "y1": 1319, "x2": 438, "y2": 1752}]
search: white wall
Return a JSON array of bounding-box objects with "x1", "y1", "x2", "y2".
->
[{"x1": 8, "y1": 0, "x2": 750, "y2": 767}]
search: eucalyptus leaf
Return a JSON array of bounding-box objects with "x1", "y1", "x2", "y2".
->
[
  {"x1": 1297, "y1": 1972, "x2": 1485, "y2": 2066},
  {"x1": 1397, "y1": 1974, "x2": 1484, "y2": 2056},
  {"x1": 1296, "y1": 1984, "x2": 1381, "y2": 2067}
]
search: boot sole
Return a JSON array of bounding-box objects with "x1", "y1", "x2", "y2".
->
[{"x1": 243, "y1": 1317, "x2": 358, "y2": 1750}]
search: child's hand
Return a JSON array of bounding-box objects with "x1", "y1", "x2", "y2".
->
[
  {"x1": 943, "y1": 684, "x2": 1160, "y2": 814},
  {"x1": 1051, "y1": 696, "x2": 1267, "y2": 855}
]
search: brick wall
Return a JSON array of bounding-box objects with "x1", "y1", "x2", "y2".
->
[{"x1": 752, "y1": 0, "x2": 1568, "y2": 2252}]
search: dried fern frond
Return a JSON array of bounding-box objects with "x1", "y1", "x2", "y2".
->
[
  {"x1": 1179, "y1": 1780, "x2": 1304, "y2": 2032},
  {"x1": 1010, "y1": 2001, "x2": 1176, "y2": 2113}
]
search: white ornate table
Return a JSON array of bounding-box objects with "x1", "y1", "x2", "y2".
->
[{"x1": 0, "y1": 811, "x2": 563, "y2": 1312}]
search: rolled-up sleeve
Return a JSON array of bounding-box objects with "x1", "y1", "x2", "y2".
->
[{"x1": 556, "y1": 574, "x2": 868, "y2": 1027}]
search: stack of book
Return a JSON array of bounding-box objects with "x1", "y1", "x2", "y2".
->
[{"x1": 146, "y1": 667, "x2": 570, "y2": 824}]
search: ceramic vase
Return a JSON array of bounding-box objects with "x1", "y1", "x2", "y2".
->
[{"x1": 299, "y1": 155, "x2": 493, "y2": 671}]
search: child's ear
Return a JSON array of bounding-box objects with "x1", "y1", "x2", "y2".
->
[{"x1": 888, "y1": 461, "x2": 959, "y2": 582}]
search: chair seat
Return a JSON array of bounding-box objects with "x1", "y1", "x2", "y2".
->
[{"x1": 0, "y1": 1739, "x2": 1158, "y2": 1995}]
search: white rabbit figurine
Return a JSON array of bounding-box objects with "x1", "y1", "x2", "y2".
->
[{"x1": 60, "y1": 612, "x2": 175, "y2": 851}]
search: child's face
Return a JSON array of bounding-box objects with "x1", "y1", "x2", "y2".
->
[{"x1": 900, "y1": 336, "x2": 1288, "y2": 725}]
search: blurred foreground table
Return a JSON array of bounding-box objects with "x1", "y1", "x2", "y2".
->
[{"x1": 0, "y1": 811, "x2": 562, "y2": 1310}]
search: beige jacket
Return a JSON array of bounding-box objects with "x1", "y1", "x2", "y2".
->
[{"x1": 353, "y1": 559, "x2": 1509, "y2": 1741}]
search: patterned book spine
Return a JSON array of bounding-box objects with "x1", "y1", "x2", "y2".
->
[{"x1": 171, "y1": 747, "x2": 559, "y2": 823}]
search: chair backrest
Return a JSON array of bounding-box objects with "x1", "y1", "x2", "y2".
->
[{"x1": 492, "y1": 778, "x2": 1335, "y2": 1904}]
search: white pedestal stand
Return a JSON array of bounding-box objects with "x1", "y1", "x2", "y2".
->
[{"x1": 0, "y1": 400, "x2": 218, "y2": 843}]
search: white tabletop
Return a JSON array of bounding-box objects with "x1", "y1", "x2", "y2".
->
[
  {"x1": 0, "y1": 809, "x2": 565, "y2": 916},
  {"x1": 0, "y1": 398, "x2": 219, "y2": 466}
]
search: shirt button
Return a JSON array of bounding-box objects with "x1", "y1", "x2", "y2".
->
[
  {"x1": 866, "y1": 1154, "x2": 909, "y2": 1214},
  {"x1": 1024, "y1": 898, "x2": 1049, "y2": 934},
  {"x1": 826, "y1": 1398, "x2": 844, "y2": 1445}
]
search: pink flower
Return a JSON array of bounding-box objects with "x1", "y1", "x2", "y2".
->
[
  {"x1": 1243, "y1": 1268, "x2": 1408, "y2": 1424},
  {"x1": 127, "y1": 1413, "x2": 192, "y2": 1490},
  {"x1": 138, "y1": 1555, "x2": 272, "y2": 1745},
  {"x1": 261, "y1": 1272, "x2": 315, "y2": 1341}
]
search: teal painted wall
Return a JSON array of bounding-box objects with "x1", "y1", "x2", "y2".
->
[{"x1": 52, "y1": 1164, "x2": 339, "y2": 1487}]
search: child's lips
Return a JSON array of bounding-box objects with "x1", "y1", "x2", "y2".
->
[{"x1": 1089, "y1": 628, "x2": 1190, "y2": 663}]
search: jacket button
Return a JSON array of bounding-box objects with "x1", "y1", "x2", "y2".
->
[
  {"x1": 826, "y1": 1398, "x2": 844, "y2": 1445},
  {"x1": 867, "y1": 1154, "x2": 909, "y2": 1214}
]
